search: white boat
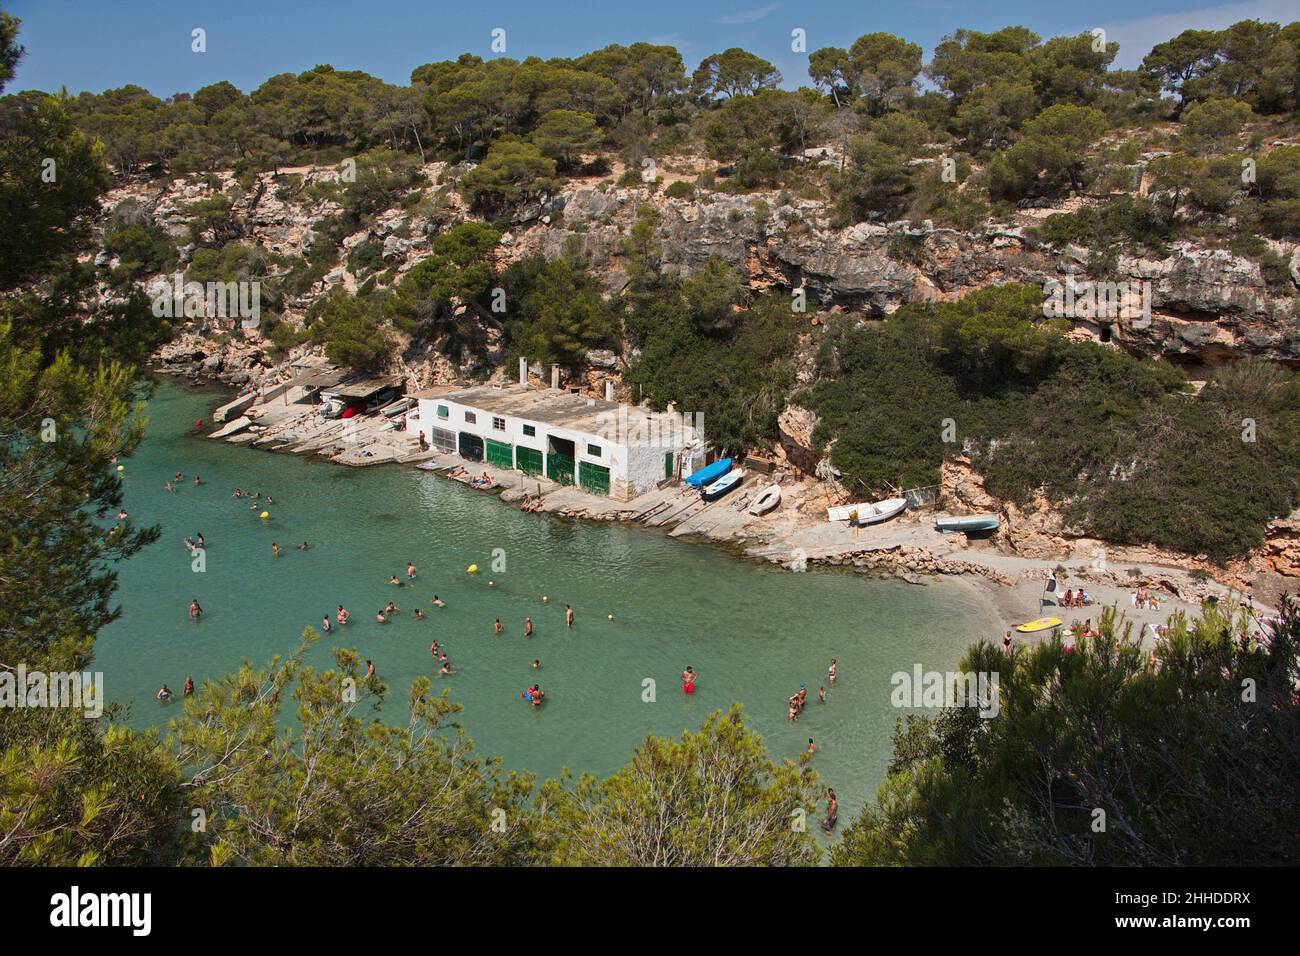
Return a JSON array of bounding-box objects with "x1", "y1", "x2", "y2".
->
[
  {"x1": 827, "y1": 497, "x2": 907, "y2": 525},
  {"x1": 701, "y1": 468, "x2": 744, "y2": 501},
  {"x1": 747, "y1": 484, "x2": 781, "y2": 515}
]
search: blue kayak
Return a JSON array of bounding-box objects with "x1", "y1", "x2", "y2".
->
[{"x1": 684, "y1": 457, "x2": 732, "y2": 489}]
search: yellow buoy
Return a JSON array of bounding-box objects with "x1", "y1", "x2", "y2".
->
[
  {"x1": 260, "y1": 511, "x2": 269, "y2": 520},
  {"x1": 467, "y1": 564, "x2": 478, "y2": 574},
  {"x1": 608, "y1": 613, "x2": 614, "y2": 621}
]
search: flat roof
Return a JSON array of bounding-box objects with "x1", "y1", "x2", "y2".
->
[
  {"x1": 328, "y1": 375, "x2": 405, "y2": 399},
  {"x1": 428, "y1": 383, "x2": 698, "y2": 442},
  {"x1": 407, "y1": 384, "x2": 462, "y2": 399}
]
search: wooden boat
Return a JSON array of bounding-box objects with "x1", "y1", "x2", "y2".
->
[
  {"x1": 827, "y1": 497, "x2": 907, "y2": 525},
  {"x1": 935, "y1": 513, "x2": 1000, "y2": 533},
  {"x1": 701, "y1": 468, "x2": 743, "y2": 501},
  {"x1": 747, "y1": 484, "x2": 781, "y2": 515},
  {"x1": 684, "y1": 457, "x2": 733, "y2": 489},
  {"x1": 1015, "y1": 617, "x2": 1062, "y2": 634}
]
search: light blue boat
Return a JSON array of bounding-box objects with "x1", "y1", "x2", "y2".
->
[
  {"x1": 684, "y1": 457, "x2": 732, "y2": 489},
  {"x1": 935, "y1": 514, "x2": 1000, "y2": 533}
]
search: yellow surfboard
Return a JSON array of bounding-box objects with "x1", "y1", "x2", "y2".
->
[{"x1": 1015, "y1": 617, "x2": 1063, "y2": 633}]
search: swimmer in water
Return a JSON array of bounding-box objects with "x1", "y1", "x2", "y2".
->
[
  {"x1": 565, "y1": 604, "x2": 574, "y2": 628},
  {"x1": 430, "y1": 641, "x2": 439, "y2": 660},
  {"x1": 322, "y1": 615, "x2": 332, "y2": 633},
  {"x1": 193, "y1": 475, "x2": 202, "y2": 486},
  {"x1": 376, "y1": 610, "x2": 387, "y2": 624},
  {"x1": 828, "y1": 659, "x2": 837, "y2": 685},
  {"x1": 818, "y1": 685, "x2": 827, "y2": 704},
  {"x1": 164, "y1": 482, "x2": 174, "y2": 493},
  {"x1": 272, "y1": 542, "x2": 280, "y2": 559},
  {"x1": 820, "y1": 789, "x2": 838, "y2": 832},
  {"x1": 366, "y1": 660, "x2": 375, "y2": 677},
  {"x1": 439, "y1": 661, "x2": 453, "y2": 676},
  {"x1": 407, "y1": 562, "x2": 417, "y2": 579},
  {"x1": 389, "y1": 575, "x2": 400, "y2": 586},
  {"x1": 233, "y1": 489, "x2": 243, "y2": 498},
  {"x1": 681, "y1": 666, "x2": 696, "y2": 695},
  {"x1": 183, "y1": 677, "x2": 195, "y2": 697},
  {"x1": 532, "y1": 659, "x2": 541, "y2": 669},
  {"x1": 432, "y1": 596, "x2": 444, "y2": 607},
  {"x1": 384, "y1": 601, "x2": 398, "y2": 615},
  {"x1": 157, "y1": 684, "x2": 173, "y2": 702},
  {"x1": 337, "y1": 605, "x2": 350, "y2": 625},
  {"x1": 196, "y1": 533, "x2": 204, "y2": 548},
  {"x1": 524, "y1": 617, "x2": 533, "y2": 637},
  {"x1": 807, "y1": 738, "x2": 816, "y2": 754},
  {"x1": 298, "y1": 541, "x2": 310, "y2": 551},
  {"x1": 493, "y1": 618, "x2": 503, "y2": 635},
  {"x1": 189, "y1": 599, "x2": 203, "y2": 620},
  {"x1": 414, "y1": 608, "x2": 426, "y2": 620}
]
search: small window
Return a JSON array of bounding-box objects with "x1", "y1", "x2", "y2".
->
[
  {"x1": 492, "y1": 416, "x2": 506, "y2": 431},
  {"x1": 587, "y1": 443, "x2": 602, "y2": 458},
  {"x1": 465, "y1": 411, "x2": 477, "y2": 424},
  {"x1": 437, "y1": 405, "x2": 448, "y2": 419},
  {"x1": 522, "y1": 424, "x2": 536, "y2": 437}
]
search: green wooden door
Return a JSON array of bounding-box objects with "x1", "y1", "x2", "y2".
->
[
  {"x1": 486, "y1": 439, "x2": 514, "y2": 469},
  {"x1": 516, "y1": 446, "x2": 543, "y2": 476},
  {"x1": 579, "y1": 461, "x2": 611, "y2": 497},
  {"x1": 547, "y1": 452, "x2": 575, "y2": 485},
  {"x1": 664, "y1": 451, "x2": 675, "y2": 479}
]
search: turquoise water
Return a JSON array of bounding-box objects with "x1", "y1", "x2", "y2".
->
[{"x1": 98, "y1": 378, "x2": 1000, "y2": 822}]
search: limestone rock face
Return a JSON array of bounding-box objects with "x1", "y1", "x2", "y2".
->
[
  {"x1": 776, "y1": 404, "x2": 822, "y2": 477},
  {"x1": 1256, "y1": 516, "x2": 1300, "y2": 577}
]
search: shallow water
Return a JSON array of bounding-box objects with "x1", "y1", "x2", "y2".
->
[{"x1": 98, "y1": 378, "x2": 1000, "y2": 823}]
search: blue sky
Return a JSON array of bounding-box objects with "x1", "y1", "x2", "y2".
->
[{"x1": 7, "y1": 0, "x2": 1297, "y2": 96}]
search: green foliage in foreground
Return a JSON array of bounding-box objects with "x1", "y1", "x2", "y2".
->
[
  {"x1": 833, "y1": 599, "x2": 1300, "y2": 865},
  {"x1": 806, "y1": 284, "x2": 1300, "y2": 561},
  {"x1": 173, "y1": 633, "x2": 541, "y2": 866},
  {"x1": 538, "y1": 704, "x2": 820, "y2": 866}
]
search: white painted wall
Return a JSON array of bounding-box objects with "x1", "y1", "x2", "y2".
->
[{"x1": 413, "y1": 394, "x2": 698, "y2": 499}]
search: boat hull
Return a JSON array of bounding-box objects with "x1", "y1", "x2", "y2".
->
[
  {"x1": 935, "y1": 514, "x2": 1000, "y2": 533},
  {"x1": 747, "y1": 484, "x2": 781, "y2": 515},
  {"x1": 701, "y1": 469, "x2": 743, "y2": 501},
  {"x1": 828, "y1": 497, "x2": 907, "y2": 525}
]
